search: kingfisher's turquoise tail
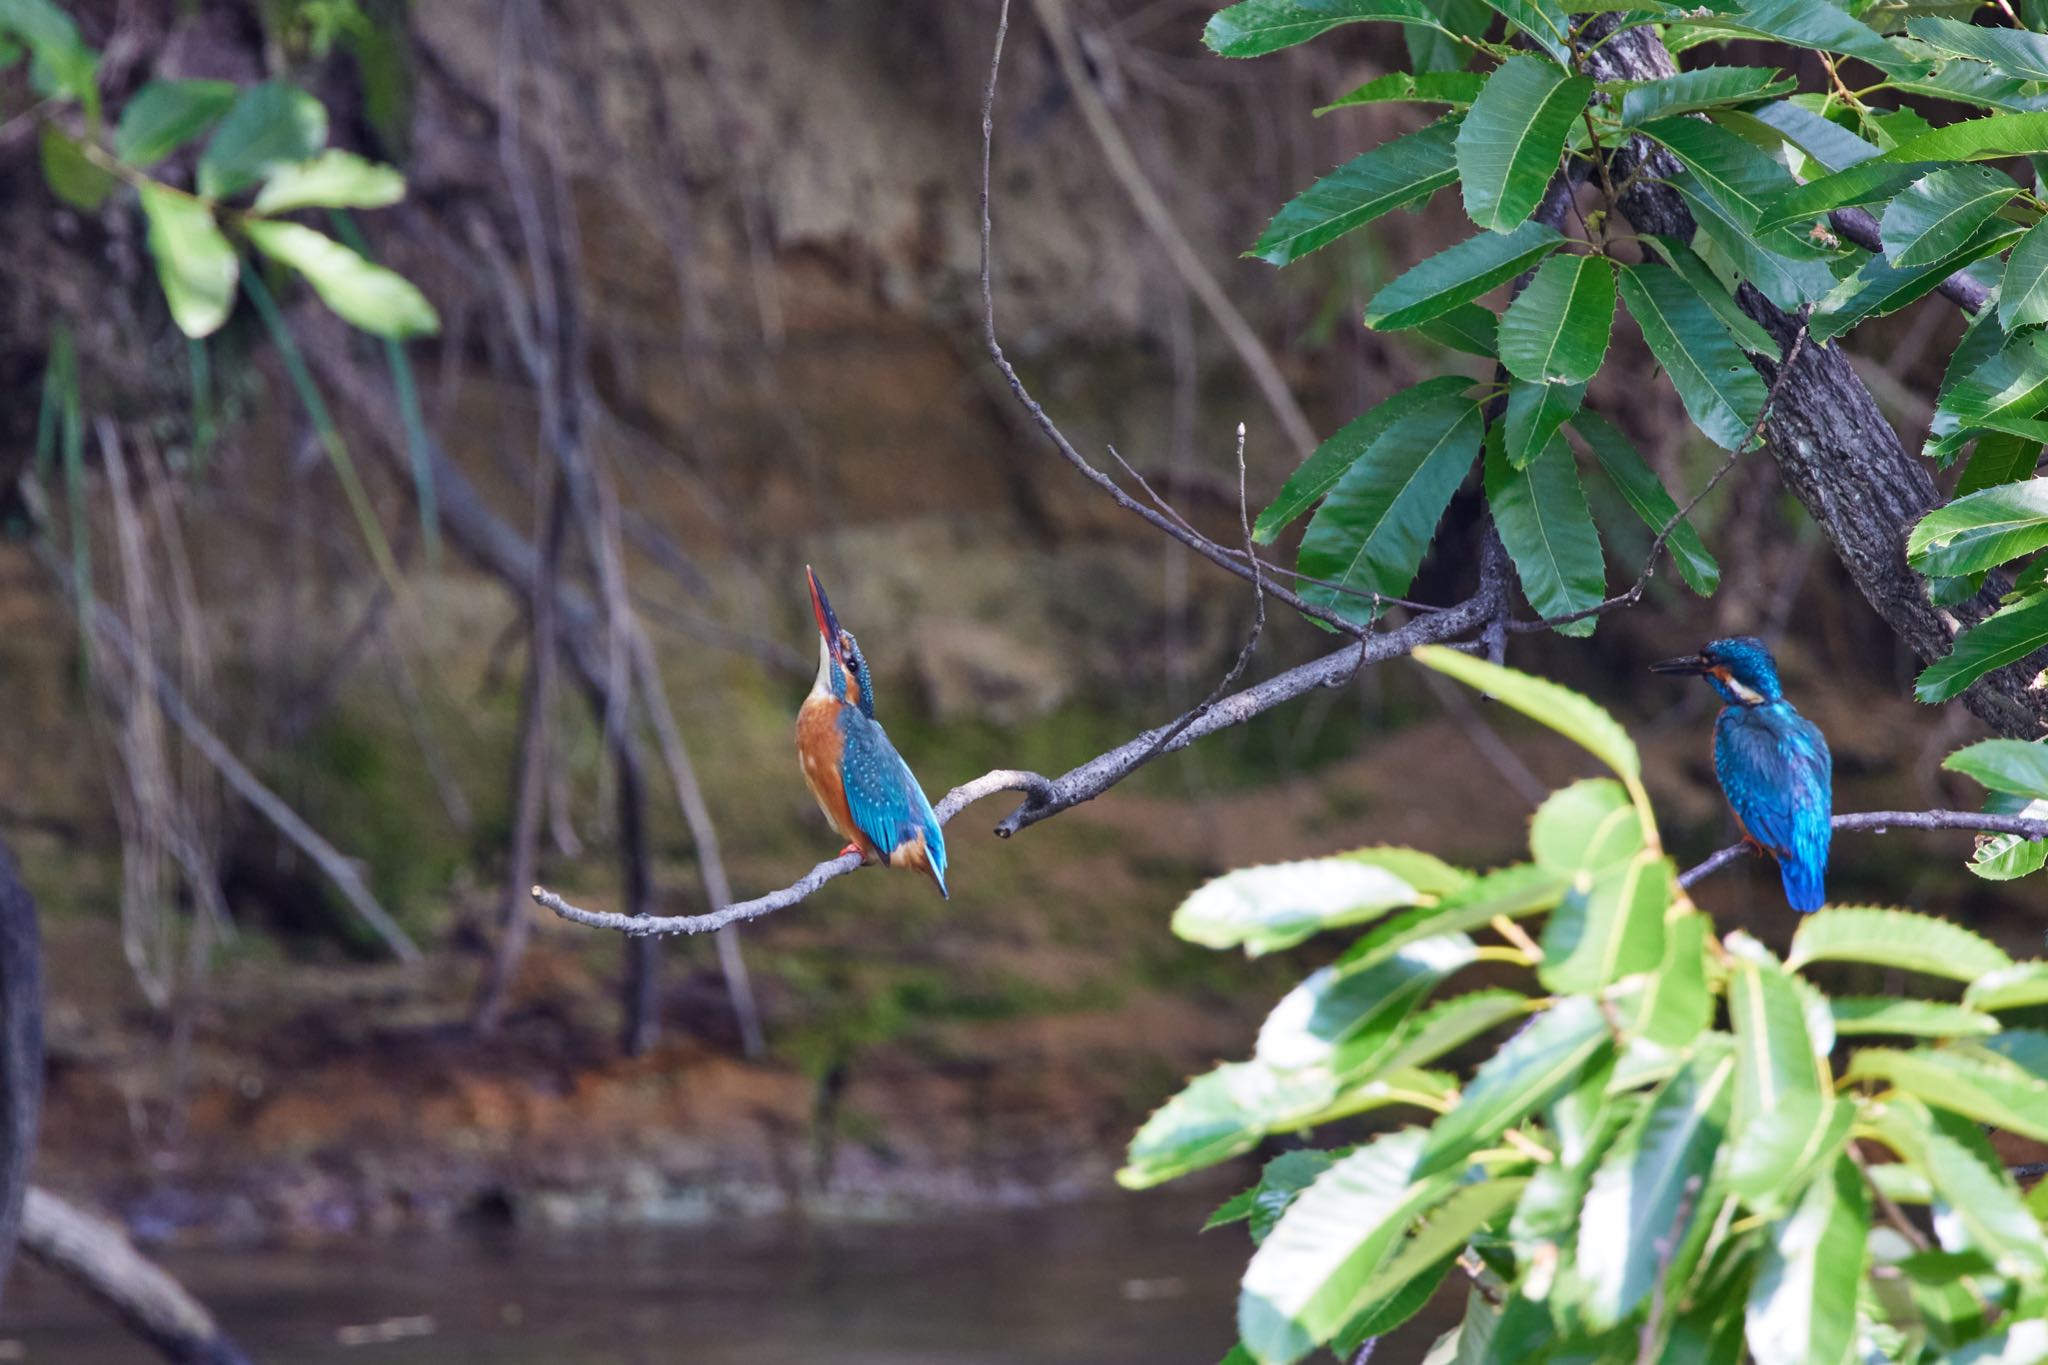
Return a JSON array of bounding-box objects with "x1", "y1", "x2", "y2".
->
[{"x1": 1779, "y1": 856, "x2": 1825, "y2": 913}]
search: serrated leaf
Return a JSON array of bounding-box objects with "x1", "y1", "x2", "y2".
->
[
  {"x1": 1640, "y1": 235, "x2": 1783, "y2": 359},
  {"x1": 1541, "y1": 852, "x2": 1670, "y2": 995},
  {"x1": 2003, "y1": 221, "x2": 2048, "y2": 333},
  {"x1": 1848, "y1": 1047, "x2": 2048, "y2": 1145},
  {"x1": 1885, "y1": 1110, "x2": 2048, "y2": 1278},
  {"x1": 1727, "y1": 1094, "x2": 1854, "y2": 1214},
  {"x1": 1908, "y1": 15, "x2": 2048, "y2": 82},
  {"x1": 1630, "y1": 911, "x2": 1714, "y2": 1054},
  {"x1": 1364, "y1": 221, "x2": 1565, "y2": 331},
  {"x1": 1411, "y1": 646, "x2": 1642, "y2": 783},
  {"x1": 114, "y1": 79, "x2": 238, "y2": 166},
  {"x1": 1744, "y1": 99, "x2": 1882, "y2": 174},
  {"x1": 1954, "y1": 436, "x2": 2041, "y2": 500},
  {"x1": 1357, "y1": 1177, "x2": 1525, "y2": 1317},
  {"x1": 1257, "y1": 935, "x2": 1476, "y2": 1073},
  {"x1": 243, "y1": 220, "x2": 438, "y2": 339},
  {"x1": 1347, "y1": 863, "x2": 1568, "y2": 970},
  {"x1": 1787, "y1": 906, "x2": 2013, "y2": 980},
  {"x1": 1686, "y1": 194, "x2": 1842, "y2": 311},
  {"x1": 1488, "y1": 426, "x2": 1605, "y2": 633},
  {"x1": 1456, "y1": 57, "x2": 1589, "y2": 233},
  {"x1": 1744, "y1": 1154, "x2": 1867, "y2": 1365},
  {"x1": 1252, "y1": 119, "x2": 1459, "y2": 266},
  {"x1": 1244, "y1": 1150, "x2": 1340, "y2": 1243},
  {"x1": 1617, "y1": 66, "x2": 1795, "y2": 127},
  {"x1": 1318, "y1": 70, "x2": 1487, "y2": 115},
  {"x1": 1344, "y1": 847, "x2": 1473, "y2": 897},
  {"x1": 1831, "y1": 996, "x2": 2001, "y2": 1037},
  {"x1": 1767, "y1": 110, "x2": 2048, "y2": 229},
  {"x1": 1573, "y1": 410, "x2": 1721, "y2": 595},
  {"x1": 1237, "y1": 1128, "x2": 1453, "y2": 1364},
  {"x1": 1577, "y1": 1046, "x2": 1733, "y2": 1328},
  {"x1": 251, "y1": 149, "x2": 406, "y2": 215},
  {"x1": 1917, "y1": 594, "x2": 2048, "y2": 703},
  {"x1": 1383, "y1": 990, "x2": 1534, "y2": 1073},
  {"x1": 1943, "y1": 329, "x2": 2048, "y2": 431},
  {"x1": 1909, "y1": 481, "x2": 2048, "y2": 578},
  {"x1": 1256, "y1": 376, "x2": 1474, "y2": 542},
  {"x1": 1728, "y1": 946, "x2": 1829, "y2": 1161},
  {"x1": 1531, "y1": 778, "x2": 1644, "y2": 874},
  {"x1": 38, "y1": 124, "x2": 112, "y2": 210},
  {"x1": 1414, "y1": 304, "x2": 1499, "y2": 359},
  {"x1": 1969, "y1": 795, "x2": 2048, "y2": 882},
  {"x1": 1618, "y1": 262, "x2": 1769, "y2": 451},
  {"x1": 1880, "y1": 165, "x2": 2022, "y2": 270},
  {"x1": 1642, "y1": 115, "x2": 1823, "y2": 258},
  {"x1": 1675, "y1": 0, "x2": 1926, "y2": 74},
  {"x1": 1204, "y1": 0, "x2": 1457, "y2": 57},
  {"x1": 1419, "y1": 995, "x2": 1609, "y2": 1178},
  {"x1": 1500, "y1": 253, "x2": 1613, "y2": 384},
  {"x1": 1946, "y1": 737, "x2": 2048, "y2": 800},
  {"x1": 197, "y1": 82, "x2": 327, "y2": 199},
  {"x1": 1173, "y1": 858, "x2": 1433, "y2": 955},
  {"x1": 1812, "y1": 218, "x2": 2023, "y2": 343},
  {"x1": 1296, "y1": 396, "x2": 1484, "y2": 625},
  {"x1": 1502, "y1": 379, "x2": 1585, "y2": 473},
  {"x1": 1333, "y1": 1255, "x2": 1454, "y2": 1357},
  {"x1": 139, "y1": 184, "x2": 239, "y2": 339},
  {"x1": 1968, "y1": 962, "x2": 2048, "y2": 1012}
]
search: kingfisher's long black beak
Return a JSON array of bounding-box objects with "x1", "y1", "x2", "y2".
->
[
  {"x1": 807, "y1": 565, "x2": 843, "y2": 662},
  {"x1": 1649, "y1": 653, "x2": 1710, "y2": 676}
]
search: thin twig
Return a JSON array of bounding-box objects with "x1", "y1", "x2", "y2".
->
[{"x1": 1678, "y1": 809, "x2": 2048, "y2": 889}]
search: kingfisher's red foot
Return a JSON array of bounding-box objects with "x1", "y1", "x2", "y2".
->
[{"x1": 838, "y1": 843, "x2": 862, "y2": 860}]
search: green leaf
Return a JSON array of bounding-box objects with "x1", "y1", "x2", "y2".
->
[
  {"x1": 1244, "y1": 1150, "x2": 1340, "y2": 1243},
  {"x1": 243, "y1": 220, "x2": 439, "y2": 340},
  {"x1": 1573, "y1": 410, "x2": 1720, "y2": 595},
  {"x1": 1743, "y1": 1155, "x2": 1868, "y2": 1365},
  {"x1": 1629, "y1": 911, "x2": 1715, "y2": 1057},
  {"x1": 1617, "y1": 262, "x2": 1769, "y2": 451},
  {"x1": 1909, "y1": 480, "x2": 2048, "y2": 578},
  {"x1": 1616, "y1": 66, "x2": 1795, "y2": 127},
  {"x1": 1348, "y1": 863, "x2": 1568, "y2": 969},
  {"x1": 1831, "y1": 996, "x2": 2001, "y2": 1038},
  {"x1": 1744, "y1": 99, "x2": 1881, "y2": 174},
  {"x1": 1333, "y1": 1255, "x2": 1455, "y2": 1357},
  {"x1": 1318, "y1": 70, "x2": 1487, "y2": 114},
  {"x1": 1879, "y1": 165, "x2": 2021, "y2": 269},
  {"x1": 1768, "y1": 111, "x2": 2048, "y2": 229},
  {"x1": 1345, "y1": 847, "x2": 1474, "y2": 897},
  {"x1": 0, "y1": 0, "x2": 95, "y2": 106},
  {"x1": 113, "y1": 79, "x2": 238, "y2": 166},
  {"x1": 37, "y1": 124, "x2": 112, "y2": 211},
  {"x1": 1258, "y1": 936, "x2": 1476, "y2": 1074},
  {"x1": 1487, "y1": 426, "x2": 1605, "y2": 633},
  {"x1": 1173, "y1": 858, "x2": 1434, "y2": 955},
  {"x1": 1847, "y1": 1047, "x2": 2048, "y2": 1145},
  {"x1": 1942, "y1": 329, "x2": 2048, "y2": 432},
  {"x1": 1641, "y1": 115, "x2": 1823, "y2": 258},
  {"x1": 1946, "y1": 735, "x2": 2048, "y2": 803},
  {"x1": 1383, "y1": 990, "x2": 1534, "y2": 1073},
  {"x1": 1419, "y1": 995, "x2": 1609, "y2": 1177},
  {"x1": 1577, "y1": 1046, "x2": 1734, "y2": 1328},
  {"x1": 1411, "y1": 646, "x2": 1643, "y2": 785},
  {"x1": 1296, "y1": 396, "x2": 1484, "y2": 625},
  {"x1": 1358, "y1": 1177, "x2": 1526, "y2": 1311},
  {"x1": 1204, "y1": 0, "x2": 1457, "y2": 57},
  {"x1": 1810, "y1": 219, "x2": 2022, "y2": 343},
  {"x1": 1907, "y1": 15, "x2": 2048, "y2": 82},
  {"x1": 1502, "y1": 378, "x2": 1584, "y2": 472},
  {"x1": 1686, "y1": 197, "x2": 1841, "y2": 312},
  {"x1": 1968, "y1": 961, "x2": 2048, "y2": 1011},
  {"x1": 197, "y1": 82, "x2": 328, "y2": 199},
  {"x1": 1455, "y1": 57, "x2": 1589, "y2": 234},
  {"x1": 1955, "y1": 434, "x2": 2041, "y2": 496},
  {"x1": 1540, "y1": 853, "x2": 1671, "y2": 995},
  {"x1": 1401, "y1": 0, "x2": 1491, "y2": 76},
  {"x1": 1256, "y1": 376, "x2": 1474, "y2": 542},
  {"x1": 139, "y1": 184, "x2": 240, "y2": 339},
  {"x1": 1891, "y1": 1114, "x2": 2048, "y2": 1278},
  {"x1": 1414, "y1": 304, "x2": 1499, "y2": 359},
  {"x1": 1237, "y1": 1128, "x2": 1453, "y2": 1364},
  {"x1": 1680, "y1": 0, "x2": 1926, "y2": 74},
  {"x1": 1364, "y1": 221, "x2": 1565, "y2": 331},
  {"x1": 1727, "y1": 944, "x2": 1830, "y2": 1158},
  {"x1": 1787, "y1": 906, "x2": 2013, "y2": 981},
  {"x1": 2004, "y1": 222, "x2": 2048, "y2": 334},
  {"x1": 1640, "y1": 235, "x2": 1783, "y2": 359},
  {"x1": 1530, "y1": 777, "x2": 1643, "y2": 874},
  {"x1": 1917, "y1": 594, "x2": 2048, "y2": 703},
  {"x1": 1727, "y1": 1095, "x2": 1854, "y2": 1215},
  {"x1": 251, "y1": 149, "x2": 406, "y2": 215},
  {"x1": 1499, "y1": 253, "x2": 1613, "y2": 385},
  {"x1": 1969, "y1": 794, "x2": 2048, "y2": 882},
  {"x1": 1251, "y1": 120, "x2": 1459, "y2": 266}
]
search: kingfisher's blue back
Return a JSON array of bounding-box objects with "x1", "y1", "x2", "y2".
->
[{"x1": 1653, "y1": 637, "x2": 1832, "y2": 912}]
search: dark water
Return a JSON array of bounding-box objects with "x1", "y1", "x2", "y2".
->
[{"x1": 3, "y1": 1191, "x2": 1300, "y2": 1364}]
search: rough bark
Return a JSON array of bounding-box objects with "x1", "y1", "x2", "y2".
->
[
  {"x1": 0, "y1": 840, "x2": 38, "y2": 1310},
  {"x1": 1583, "y1": 17, "x2": 2048, "y2": 738}
]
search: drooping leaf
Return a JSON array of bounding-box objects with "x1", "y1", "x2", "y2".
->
[
  {"x1": 1204, "y1": 0, "x2": 1461, "y2": 57},
  {"x1": 1418, "y1": 995, "x2": 1609, "y2": 1177},
  {"x1": 1955, "y1": 434, "x2": 2041, "y2": 496},
  {"x1": 1383, "y1": 990, "x2": 1534, "y2": 1073},
  {"x1": 1352, "y1": 1178, "x2": 1527, "y2": 1319},
  {"x1": 1810, "y1": 219, "x2": 2023, "y2": 343},
  {"x1": 1455, "y1": 56, "x2": 1589, "y2": 233},
  {"x1": 1499, "y1": 252, "x2": 1613, "y2": 385},
  {"x1": 1414, "y1": 304, "x2": 1499, "y2": 359},
  {"x1": 1907, "y1": 15, "x2": 2048, "y2": 82},
  {"x1": 1686, "y1": 196, "x2": 1842, "y2": 311},
  {"x1": 1640, "y1": 236, "x2": 1783, "y2": 359},
  {"x1": 1245, "y1": 1150, "x2": 1341, "y2": 1243},
  {"x1": 1946, "y1": 738, "x2": 2048, "y2": 802},
  {"x1": 139, "y1": 184, "x2": 240, "y2": 339},
  {"x1": 1540, "y1": 852, "x2": 1670, "y2": 994},
  {"x1": 1237, "y1": 1128, "x2": 1453, "y2": 1364},
  {"x1": 1879, "y1": 165, "x2": 2022, "y2": 270},
  {"x1": 1617, "y1": 262, "x2": 1769, "y2": 451},
  {"x1": 1628, "y1": 911, "x2": 1715, "y2": 1058},
  {"x1": 1616, "y1": 66, "x2": 1795, "y2": 127},
  {"x1": 37, "y1": 124, "x2": 112, "y2": 210},
  {"x1": 1969, "y1": 793, "x2": 2048, "y2": 882},
  {"x1": 1173, "y1": 858, "x2": 1434, "y2": 956},
  {"x1": 1347, "y1": 863, "x2": 1568, "y2": 969},
  {"x1": 243, "y1": 220, "x2": 439, "y2": 339},
  {"x1": 1364, "y1": 221, "x2": 1565, "y2": 331},
  {"x1": 251, "y1": 149, "x2": 407, "y2": 215},
  {"x1": 1256, "y1": 376, "x2": 1475, "y2": 541},
  {"x1": 1257, "y1": 935, "x2": 1476, "y2": 1073},
  {"x1": 1786, "y1": 906, "x2": 2013, "y2": 981},
  {"x1": 1318, "y1": 70, "x2": 1487, "y2": 115},
  {"x1": 1916, "y1": 594, "x2": 2048, "y2": 703},
  {"x1": 1942, "y1": 329, "x2": 2048, "y2": 433},
  {"x1": 1488, "y1": 426, "x2": 1605, "y2": 633},
  {"x1": 1251, "y1": 120, "x2": 1459, "y2": 267},
  {"x1": 1411, "y1": 646, "x2": 1643, "y2": 784},
  {"x1": 1332, "y1": 1254, "x2": 1455, "y2": 1357},
  {"x1": 1830, "y1": 997, "x2": 2001, "y2": 1038},
  {"x1": 1502, "y1": 379, "x2": 1585, "y2": 472},
  {"x1": 1727, "y1": 943, "x2": 1829, "y2": 1165},
  {"x1": 1296, "y1": 396, "x2": 1484, "y2": 624},
  {"x1": 1909, "y1": 480, "x2": 2048, "y2": 578},
  {"x1": 2002, "y1": 220, "x2": 2048, "y2": 333},
  {"x1": 1577, "y1": 1045, "x2": 1734, "y2": 1328},
  {"x1": 1676, "y1": 0, "x2": 1925, "y2": 74},
  {"x1": 197, "y1": 82, "x2": 327, "y2": 199},
  {"x1": 1743, "y1": 1155, "x2": 1868, "y2": 1365},
  {"x1": 1641, "y1": 115, "x2": 1823, "y2": 257},
  {"x1": 1573, "y1": 410, "x2": 1721, "y2": 596},
  {"x1": 113, "y1": 79, "x2": 238, "y2": 167}
]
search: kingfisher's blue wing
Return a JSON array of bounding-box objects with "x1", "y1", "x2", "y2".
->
[
  {"x1": 1714, "y1": 705, "x2": 1832, "y2": 910},
  {"x1": 839, "y1": 712, "x2": 947, "y2": 878}
]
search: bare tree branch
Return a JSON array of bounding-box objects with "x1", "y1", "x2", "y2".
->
[
  {"x1": 1828, "y1": 208, "x2": 1989, "y2": 315},
  {"x1": 1678, "y1": 809, "x2": 2048, "y2": 889}
]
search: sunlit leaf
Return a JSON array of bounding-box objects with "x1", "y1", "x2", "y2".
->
[
  {"x1": 1531, "y1": 778, "x2": 1643, "y2": 874},
  {"x1": 251, "y1": 149, "x2": 407, "y2": 215},
  {"x1": 139, "y1": 184, "x2": 239, "y2": 339},
  {"x1": 1744, "y1": 1154, "x2": 1868, "y2": 1365},
  {"x1": 243, "y1": 220, "x2": 439, "y2": 339},
  {"x1": 1786, "y1": 906, "x2": 2013, "y2": 981},
  {"x1": 1257, "y1": 935, "x2": 1476, "y2": 1073},
  {"x1": 1944, "y1": 737, "x2": 2048, "y2": 799},
  {"x1": 1540, "y1": 853, "x2": 1670, "y2": 996},
  {"x1": 1383, "y1": 990, "x2": 1534, "y2": 1073},
  {"x1": 1831, "y1": 996, "x2": 2001, "y2": 1037},
  {"x1": 1419, "y1": 995, "x2": 1609, "y2": 1177},
  {"x1": 1173, "y1": 858, "x2": 1434, "y2": 955},
  {"x1": 1412, "y1": 646, "x2": 1642, "y2": 784}
]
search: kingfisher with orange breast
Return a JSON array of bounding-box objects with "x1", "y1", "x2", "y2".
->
[
  {"x1": 796, "y1": 567, "x2": 949, "y2": 897},
  {"x1": 1652, "y1": 636, "x2": 1832, "y2": 912}
]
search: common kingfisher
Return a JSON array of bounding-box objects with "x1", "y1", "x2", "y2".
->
[
  {"x1": 796, "y1": 567, "x2": 949, "y2": 897},
  {"x1": 1652, "y1": 636, "x2": 1833, "y2": 912}
]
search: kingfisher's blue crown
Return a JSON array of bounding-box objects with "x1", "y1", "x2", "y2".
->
[{"x1": 1700, "y1": 636, "x2": 1783, "y2": 703}]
